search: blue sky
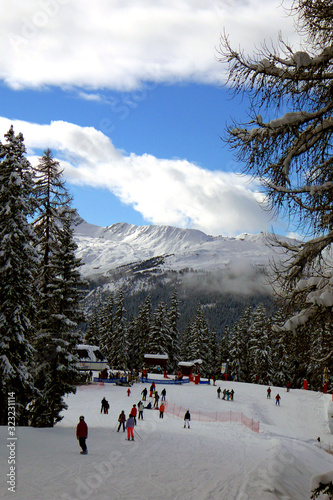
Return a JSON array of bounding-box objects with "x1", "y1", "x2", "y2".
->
[{"x1": 0, "y1": 0, "x2": 300, "y2": 236}]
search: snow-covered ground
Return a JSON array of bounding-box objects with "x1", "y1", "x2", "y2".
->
[{"x1": 1, "y1": 376, "x2": 333, "y2": 500}]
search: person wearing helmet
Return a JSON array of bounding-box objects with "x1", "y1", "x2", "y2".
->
[{"x1": 76, "y1": 416, "x2": 88, "y2": 454}]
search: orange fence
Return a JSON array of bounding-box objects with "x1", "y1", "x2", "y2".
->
[{"x1": 165, "y1": 403, "x2": 259, "y2": 433}]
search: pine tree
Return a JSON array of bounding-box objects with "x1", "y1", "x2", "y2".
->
[
  {"x1": 85, "y1": 309, "x2": 101, "y2": 346},
  {"x1": 187, "y1": 306, "x2": 211, "y2": 377},
  {"x1": 111, "y1": 291, "x2": 129, "y2": 370},
  {"x1": 219, "y1": 0, "x2": 333, "y2": 328},
  {"x1": 133, "y1": 295, "x2": 152, "y2": 369},
  {"x1": 307, "y1": 321, "x2": 333, "y2": 391},
  {"x1": 0, "y1": 126, "x2": 38, "y2": 425},
  {"x1": 149, "y1": 302, "x2": 172, "y2": 355},
  {"x1": 270, "y1": 308, "x2": 294, "y2": 387},
  {"x1": 228, "y1": 307, "x2": 252, "y2": 382},
  {"x1": 166, "y1": 292, "x2": 181, "y2": 371},
  {"x1": 248, "y1": 304, "x2": 271, "y2": 385},
  {"x1": 30, "y1": 150, "x2": 84, "y2": 427},
  {"x1": 207, "y1": 329, "x2": 220, "y2": 378},
  {"x1": 99, "y1": 293, "x2": 115, "y2": 366},
  {"x1": 179, "y1": 321, "x2": 192, "y2": 362}
]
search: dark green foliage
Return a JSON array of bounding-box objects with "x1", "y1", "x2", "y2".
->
[
  {"x1": 0, "y1": 126, "x2": 38, "y2": 425},
  {"x1": 30, "y1": 151, "x2": 85, "y2": 427}
]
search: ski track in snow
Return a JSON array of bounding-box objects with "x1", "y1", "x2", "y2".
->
[{"x1": 1, "y1": 378, "x2": 333, "y2": 500}]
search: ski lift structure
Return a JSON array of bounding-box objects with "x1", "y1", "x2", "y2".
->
[{"x1": 75, "y1": 344, "x2": 109, "y2": 371}]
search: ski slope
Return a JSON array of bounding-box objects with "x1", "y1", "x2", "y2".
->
[{"x1": 1, "y1": 377, "x2": 333, "y2": 500}]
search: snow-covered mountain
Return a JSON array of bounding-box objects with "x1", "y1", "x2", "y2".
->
[
  {"x1": 74, "y1": 218, "x2": 294, "y2": 331},
  {"x1": 74, "y1": 218, "x2": 289, "y2": 278}
]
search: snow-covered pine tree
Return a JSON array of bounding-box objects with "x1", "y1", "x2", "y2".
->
[
  {"x1": 207, "y1": 329, "x2": 220, "y2": 379},
  {"x1": 111, "y1": 290, "x2": 129, "y2": 370},
  {"x1": 248, "y1": 303, "x2": 271, "y2": 385},
  {"x1": 85, "y1": 309, "x2": 101, "y2": 346},
  {"x1": 126, "y1": 315, "x2": 138, "y2": 370},
  {"x1": 187, "y1": 306, "x2": 211, "y2": 377},
  {"x1": 307, "y1": 320, "x2": 333, "y2": 391},
  {"x1": 132, "y1": 295, "x2": 152, "y2": 369},
  {"x1": 220, "y1": 326, "x2": 230, "y2": 369},
  {"x1": 219, "y1": 0, "x2": 333, "y2": 329},
  {"x1": 270, "y1": 308, "x2": 294, "y2": 387},
  {"x1": 179, "y1": 321, "x2": 192, "y2": 362},
  {"x1": 30, "y1": 150, "x2": 84, "y2": 427},
  {"x1": 99, "y1": 293, "x2": 115, "y2": 367},
  {"x1": 148, "y1": 302, "x2": 171, "y2": 356},
  {"x1": 228, "y1": 307, "x2": 252, "y2": 382},
  {"x1": 166, "y1": 291, "x2": 181, "y2": 372},
  {"x1": 0, "y1": 126, "x2": 38, "y2": 425}
]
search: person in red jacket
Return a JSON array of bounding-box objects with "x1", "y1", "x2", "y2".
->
[
  {"x1": 76, "y1": 416, "x2": 88, "y2": 454},
  {"x1": 130, "y1": 404, "x2": 137, "y2": 425}
]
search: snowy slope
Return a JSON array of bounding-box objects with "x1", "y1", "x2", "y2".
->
[
  {"x1": 1, "y1": 377, "x2": 333, "y2": 500},
  {"x1": 74, "y1": 219, "x2": 290, "y2": 277}
]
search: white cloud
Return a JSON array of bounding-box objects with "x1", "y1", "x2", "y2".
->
[
  {"x1": 1, "y1": 0, "x2": 300, "y2": 90},
  {"x1": 0, "y1": 117, "x2": 273, "y2": 236}
]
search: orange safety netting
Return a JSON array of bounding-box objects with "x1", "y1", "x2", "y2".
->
[{"x1": 165, "y1": 403, "x2": 259, "y2": 433}]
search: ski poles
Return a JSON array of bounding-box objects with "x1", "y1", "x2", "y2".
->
[{"x1": 134, "y1": 428, "x2": 142, "y2": 440}]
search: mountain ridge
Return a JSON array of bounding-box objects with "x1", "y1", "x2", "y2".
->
[{"x1": 74, "y1": 218, "x2": 290, "y2": 278}]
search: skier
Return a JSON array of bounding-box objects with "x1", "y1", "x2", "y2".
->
[
  {"x1": 222, "y1": 389, "x2": 226, "y2": 400},
  {"x1": 101, "y1": 397, "x2": 108, "y2": 414},
  {"x1": 161, "y1": 388, "x2": 167, "y2": 401},
  {"x1": 154, "y1": 391, "x2": 160, "y2": 408},
  {"x1": 117, "y1": 410, "x2": 126, "y2": 432},
  {"x1": 127, "y1": 387, "x2": 131, "y2": 397},
  {"x1": 141, "y1": 387, "x2": 148, "y2": 401},
  {"x1": 138, "y1": 401, "x2": 144, "y2": 420},
  {"x1": 184, "y1": 410, "x2": 191, "y2": 429},
  {"x1": 76, "y1": 416, "x2": 88, "y2": 454},
  {"x1": 267, "y1": 387, "x2": 271, "y2": 399},
  {"x1": 230, "y1": 389, "x2": 234, "y2": 401},
  {"x1": 126, "y1": 415, "x2": 135, "y2": 441},
  {"x1": 275, "y1": 394, "x2": 281, "y2": 406},
  {"x1": 159, "y1": 403, "x2": 165, "y2": 419},
  {"x1": 286, "y1": 382, "x2": 291, "y2": 392},
  {"x1": 130, "y1": 404, "x2": 137, "y2": 425},
  {"x1": 217, "y1": 387, "x2": 221, "y2": 399}
]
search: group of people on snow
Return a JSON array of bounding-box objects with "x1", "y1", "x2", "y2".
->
[
  {"x1": 217, "y1": 387, "x2": 234, "y2": 401},
  {"x1": 76, "y1": 385, "x2": 192, "y2": 452}
]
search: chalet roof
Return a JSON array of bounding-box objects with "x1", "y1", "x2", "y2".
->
[
  {"x1": 144, "y1": 354, "x2": 168, "y2": 360},
  {"x1": 178, "y1": 359, "x2": 202, "y2": 367}
]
